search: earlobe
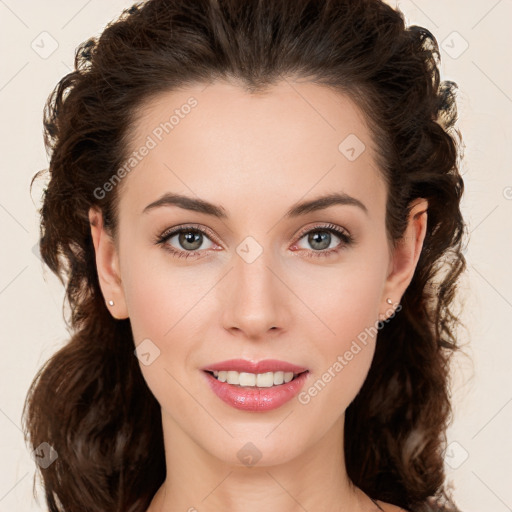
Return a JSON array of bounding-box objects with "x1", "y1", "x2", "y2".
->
[
  {"x1": 380, "y1": 198, "x2": 428, "y2": 319},
  {"x1": 88, "y1": 206, "x2": 129, "y2": 319}
]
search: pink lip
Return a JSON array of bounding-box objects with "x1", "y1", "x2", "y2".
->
[
  {"x1": 200, "y1": 358, "x2": 308, "y2": 373},
  {"x1": 202, "y1": 370, "x2": 309, "y2": 412}
]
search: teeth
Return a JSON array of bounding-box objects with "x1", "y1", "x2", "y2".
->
[{"x1": 211, "y1": 370, "x2": 299, "y2": 387}]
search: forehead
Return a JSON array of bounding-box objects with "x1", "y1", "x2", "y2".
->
[{"x1": 118, "y1": 79, "x2": 386, "y2": 222}]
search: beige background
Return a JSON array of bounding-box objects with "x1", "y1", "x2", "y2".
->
[{"x1": 0, "y1": 0, "x2": 511, "y2": 510}]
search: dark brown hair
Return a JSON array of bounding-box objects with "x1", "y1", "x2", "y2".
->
[{"x1": 23, "y1": 0, "x2": 468, "y2": 511}]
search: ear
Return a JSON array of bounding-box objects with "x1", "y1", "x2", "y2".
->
[
  {"x1": 380, "y1": 198, "x2": 428, "y2": 320},
  {"x1": 88, "y1": 206, "x2": 129, "y2": 319}
]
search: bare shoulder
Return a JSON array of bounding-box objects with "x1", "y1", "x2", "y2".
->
[
  {"x1": 374, "y1": 498, "x2": 462, "y2": 512},
  {"x1": 374, "y1": 497, "x2": 461, "y2": 512},
  {"x1": 374, "y1": 500, "x2": 411, "y2": 512}
]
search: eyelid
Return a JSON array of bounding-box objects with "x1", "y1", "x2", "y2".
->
[
  {"x1": 293, "y1": 222, "x2": 351, "y2": 240},
  {"x1": 158, "y1": 223, "x2": 221, "y2": 246}
]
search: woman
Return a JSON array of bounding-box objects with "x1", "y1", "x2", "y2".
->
[{"x1": 23, "y1": 0, "x2": 467, "y2": 511}]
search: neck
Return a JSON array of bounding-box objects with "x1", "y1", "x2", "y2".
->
[{"x1": 147, "y1": 412, "x2": 373, "y2": 512}]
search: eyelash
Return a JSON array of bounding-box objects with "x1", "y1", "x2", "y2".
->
[{"x1": 154, "y1": 223, "x2": 354, "y2": 260}]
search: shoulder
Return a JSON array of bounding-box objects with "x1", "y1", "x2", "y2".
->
[
  {"x1": 374, "y1": 498, "x2": 459, "y2": 512},
  {"x1": 374, "y1": 497, "x2": 461, "y2": 512},
  {"x1": 374, "y1": 500, "x2": 411, "y2": 512}
]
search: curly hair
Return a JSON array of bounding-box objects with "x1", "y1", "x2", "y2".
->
[{"x1": 23, "y1": 0, "x2": 468, "y2": 511}]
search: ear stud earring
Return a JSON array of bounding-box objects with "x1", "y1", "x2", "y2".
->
[
  {"x1": 379, "y1": 297, "x2": 396, "y2": 322},
  {"x1": 108, "y1": 300, "x2": 115, "y2": 306}
]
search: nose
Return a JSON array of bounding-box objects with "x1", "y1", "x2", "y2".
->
[{"x1": 220, "y1": 246, "x2": 290, "y2": 340}]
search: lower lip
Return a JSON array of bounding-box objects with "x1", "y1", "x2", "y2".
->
[{"x1": 202, "y1": 370, "x2": 309, "y2": 412}]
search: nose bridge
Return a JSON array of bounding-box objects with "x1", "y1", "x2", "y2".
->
[{"x1": 222, "y1": 237, "x2": 287, "y2": 336}]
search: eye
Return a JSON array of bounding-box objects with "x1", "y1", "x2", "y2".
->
[
  {"x1": 154, "y1": 224, "x2": 218, "y2": 259},
  {"x1": 292, "y1": 223, "x2": 354, "y2": 258}
]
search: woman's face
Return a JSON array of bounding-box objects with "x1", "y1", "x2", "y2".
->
[{"x1": 90, "y1": 79, "x2": 419, "y2": 467}]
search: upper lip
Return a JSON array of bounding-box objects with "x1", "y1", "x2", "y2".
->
[{"x1": 200, "y1": 359, "x2": 309, "y2": 374}]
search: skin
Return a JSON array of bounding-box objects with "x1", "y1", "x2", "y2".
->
[{"x1": 89, "y1": 78, "x2": 426, "y2": 512}]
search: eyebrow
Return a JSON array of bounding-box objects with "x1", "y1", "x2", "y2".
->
[{"x1": 142, "y1": 191, "x2": 368, "y2": 218}]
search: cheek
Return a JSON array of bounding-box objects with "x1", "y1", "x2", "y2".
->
[
  {"x1": 121, "y1": 259, "x2": 201, "y2": 415},
  {"x1": 296, "y1": 259, "x2": 385, "y2": 406},
  {"x1": 303, "y1": 259, "x2": 385, "y2": 342},
  {"x1": 124, "y1": 275, "x2": 171, "y2": 344},
  {"x1": 121, "y1": 246, "x2": 205, "y2": 342},
  {"x1": 120, "y1": 251, "x2": 209, "y2": 378}
]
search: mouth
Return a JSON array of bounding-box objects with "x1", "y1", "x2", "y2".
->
[
  {"x1": 203, "y1": 369, "x2": 309, "y2": 388},
  {"x1": 202, "y1": 367, "x2": 310, "y2": 411}
]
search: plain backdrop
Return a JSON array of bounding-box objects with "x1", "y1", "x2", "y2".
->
[{"x1": 1, "y1": 1, "x2": 511, "y2": 510}]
